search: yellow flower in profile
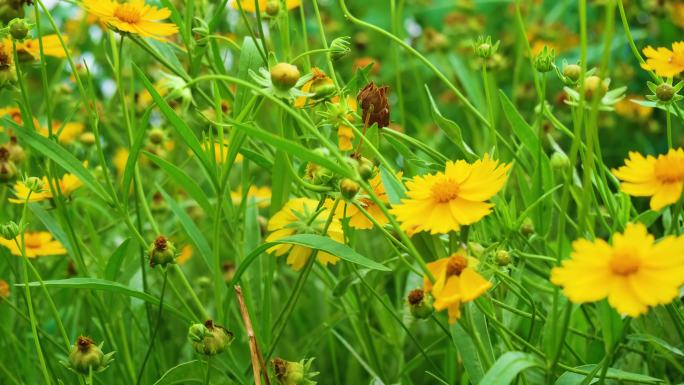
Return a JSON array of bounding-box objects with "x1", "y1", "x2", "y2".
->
[
  {"x1": 641, "y1": 42, "x2": 684, "y2": 77},
  {"x1": 38, "y1": 122, "x2": 85, "y2": 144},
  {"x1": 114, "y1": 147, "x2": 129, "y2": 176},
  {"x1": 294, "y1": 67, "x2": 332, "y2": 108},
  {"x1": 265, "y1": 198, "x2": 344, "y2": 271},
  {"x1": 10, "y1": 35, "x2": 69, "y2": 60},
  {"x1": 0, "y1": 279, "x2": 8, "y2": 299},
  {"x1": 9, "y1": 174, "x2": 83, "y2": 204},
  {"x1": 331, "y1": 172, "x2": 392, "y2": 230},
  {"x1": 423, "y1": 252, "x2": 491, "y2": 324},
  {"x1": 177, "y1": 245, "x2": 193, "y2": 265},
  {"x1": 202, "y1": 141, "x2": 243, "y2": 164},
  {"x1": 231, "y1": 185, "x2": 271, "y2": 208},
  {"x1": 614, "y1": 97, "x2": 653, "y2": 122},
  {"x1": 83, "y1": 0, "x2": 179, "y2": 40},
  {"x1": 613, "y1": 149, "x2": 684, "y2": 211},
  {"x1": 337, "y1": 97, "x2": 357, "y2": 151},
  {"x1": 391, "y1": 155, "x2": 511, "y2": 235},
  {"x1": 0, "y1": 231, "x2": 67, "y2": 258},
  {"x1": 551, "y1": 223, "x2": 684, "y2": 317},
  {"x1": 231, "y1": 0, "x2": 301, "y2": 12}
]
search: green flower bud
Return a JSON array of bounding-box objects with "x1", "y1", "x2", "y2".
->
[
  {"x1": 468, "y1": 242, "x2": 485, "y2": 257},
  {"x1": 66, "y1": 336, "x2": 115, "y2": 375},
  {"x1": 312, "y1": 166, "x2": 333, "y2": 186},
  {"x1": 473, "y1": 36, "x2": 500, "y2": 59},
  {"x1": 8, "y1": 137, "x2": 25, "y2": 163},
  {"x1": 583, "y1": 76, "x2": 607, "y2": 100},
  {"x1": 0, "y1": 221, "x2": 19, "y2": 240},
  {"x1": 189, "y1": 320, "x2": 234, "y2": 356},
  {"x1": 550, "y1": 151, "x2": 570, "y2": 171},
  {"x1": 656, "y1": 83, "x2": 675, "y2": 102},
  {"x1": 265, "y1": 0, "x2": 279, "y2": 16},
  {"x1": 495, "y1": 250, "x2": 511, "y2": 266},
  {"x1": 534, "y1": 46, "x2": 555, "y2": 73},
  {"x1": 330, "y1": 36, "x2": 351, "y2": 61},
  {"x1": 8, "y1": 18, "x2": 29, "y2": 40},
  {"x1": 270, "y1": 63, "x2": 300, "y2": 92},
  {"x1": 339, "y1": 178, "x2": 360, "y2": 200},
  {"x1": 311, "y1": 78, "x2": 336, "y2": 100},
  {"x1": 520, "y1": 218, "x2": 534, "y2": 236},
  {"x1": 408, "y1": 289, "x2": 434, "y2": 319},
  {"x1": 148, "y1": 127, "x2": 167, "y2": 145},
  {"x1": 148, "y1": 236, "x2": 177, "y2": 268},
  {"x1": 357, "y1": 157, "x2": 375, "y2": 180},
  {"x1": 80, "y1": 132, "x2": 96, "y2": 146},
  {"x1": 562, "y1": 64, "x2": 581, "y2": 82},
  {"x1": 24, "y1": 176, "x2": 44, "y2": 193},
  {"x1": 0, "y1": 147, "x2": 17, "y2": 181},
  {"x1": 273, "y1": 357, "x2": 319, "y2": 385}
]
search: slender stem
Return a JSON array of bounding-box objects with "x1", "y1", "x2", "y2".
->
[{"x1": 135, "y1": 269, "x2": 169, "y2": 385}]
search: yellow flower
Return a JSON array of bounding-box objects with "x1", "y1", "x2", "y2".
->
[
  {"x1": 337, "y1": 97, "x2": 357, "y2": 151},
  {"x1": 9, "y1": 174, "x2": 83, "y2": 204},
  {"x1": 265, "y1": 198, "x2": 344, "y2": 271},
  {"x1": 83, "y1": 0, "x2": 179, "y2": 40},
  {"x1": 612, "y1": 149, "x2": 684, "y2": 211},
  {"x1": 551, "y1": 223, "x2": 684, "y2": 317},
  {"x1": 231, "y1": 185, "x2": 271, "y2": 208},
  {"x1": 672, "y1": 3, "x2": 684, "y2": 29},
  {"x1": 11, "y1": 35, "x2": 69, "y2": 60},
  {"x1": 614, "y1": 97, "x2": 653, "y2": 122},
  {"x1": 114, "y1": 148, "x2": 129, "y2": 176},
  {"x1": 177, "y1": 245, "x2": 193, "y2": 265},
  {"x1": 0, "y1": 279, "x2": 8, "y2": 299},
  {"x1": 231, "y1": 0, "x2": 301, "y2": 12},
  {"x1": 423, "y1": 252, "x2": 491, "y2": 324},
  {"x1": 294, "y1": 67, "x2": 332, "y2": 108},
  {"x1": 641, "y1": 42, "x2": 684, "y2": 77},
  {"x1": 331, "y1": 172, "x2": 392, "y2": 230},
  {"x1": 391, "y1": 155, "x2": 511, "y2": 235},
  {"x1": 202, "y1": 141, "x2": 243, "y2": 164},
  {"x1": 38, "y1": 122, "x2": 85, "y2": 144},
  {"x1": 0, "y1": 231, "x2": 67, "y2": 258}
]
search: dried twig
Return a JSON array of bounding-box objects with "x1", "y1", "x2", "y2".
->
[{"x1": 234, "y1": 285, "x2": 271, "y2": 385}]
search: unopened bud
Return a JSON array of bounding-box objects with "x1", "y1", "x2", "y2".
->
[
  {"x1": 271, "y1": 63, "x2": 300, "y2": 91},
  {"x1": 79, "y1": 132, "x2": 96, "y2": 146},
  {"x1": 188, "y1": 320, "x2": 234, "y2": 356},
  {"x1": 273, "y1": 357, "x2": 318, "y2": 385},
  {"x1": 495, "y1": 250, "x2": 511, "y2": 266},
  {"x1": 148, "y1": 236, "x2": 177, "y2": 268},
  {"x1": 656, "y1": 83, "x2": 675, "y2": 102},
  {"x1": 408, "y1": 289, "x2": 434, "y2": 319},
  {"x1": 66, "y1": 336, "x2": 115, "y2": 375},
  {"x1": 330, "y1": 36, "x2": 351, "y2": 61},
  {"x1": 550, "y1": 151, "x2": 570, "y2": 171},
  {"x1": 0, "y1": 221, "x2": 19, "y2": 240},
  {"x1": 583, "y1": 76, "x2": 607, "y2": 100},
  {"x1": 357, "y1": 157, "x2": 375, "y2": 180},
  {"x1": 339, "y1": 178, "x2": 360, "y2": 200},
  {"x1": 266, "y1": 0, "x2": 279, "y2": 16},
  {"x1": 534, "y1": 46, "x2": 555, "y2": 73},
  {"x1": 563, "y1": 64, "x2": 581, "y2": 82},
  {"x1": 148, "y1": 127, "x2": 166, "y2": 145},
  {"x1": 24, "y1": 176, "x2": 44, "y2": 193}
]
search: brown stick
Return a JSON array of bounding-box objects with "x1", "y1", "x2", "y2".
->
[{"x1": 234, "y1": 285, "x2": 271, "y2": 385}]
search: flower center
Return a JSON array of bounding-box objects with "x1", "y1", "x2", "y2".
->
[
  {"x1": 446, "y1": 254, "x2": 468, "y2": 277},
  {"x1": 431, "y1": 179, "x2": 460, "y2": 203},
  {"x1": 24, "y1": 235, "x2": 42, "y2": 249},
  {"x1": 609, "y1": 251, "x2": 640, "y2": 276},
  {"x1": 114, "y1": 4, "x2": 142, "y2": 24},
  {"x1": 654, "y1": 156, "x2": 684, "y2": 184}
]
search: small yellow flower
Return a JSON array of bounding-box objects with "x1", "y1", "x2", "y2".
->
[
  {"x1": 614, "y1": 97, "x2": 653, "y2": 122},
  {"x1": 114, "y1": 147, "x2": 130, "y2": 176},
  {"x1": 11, "y1": 35, "x2": 69, "y2": 60},
  {"x1": 613, "y1": 149, "x2": 684, "y2": 211},
  {"x1": 331, "y1": 172, "x2": 392, "y2": 230},
  {"x1": 551, "y1": 223, "x2": 684, "y2": 317},
  {"x1": 9, "y1": 174, "x2": 83, "y2": 204},
  {"x1": 641, "y1": 42, "x2": 684, "y2": 77},
  {"x1": 230, "y1": 185, "x2": 271, "y2": 208},
  {"x1": 423, "y1": 252, "x2": 491, "y2": 324},
  {"x1": 177, "y1": 244, "x2": 193, "y2": 265},
  {"x1": 265, "y1": 198, "x2": 344, "y2": 271},
  {"x1": 294, "y1": 67, "x2": 331, "y2": 108},
  {"x1": 230, "y1": 0, "x2": 301, "y2": 12},
  {"x1": 83, "y1": 0, "x2": 179, "y2": 40},
  {"x1": 337, "y1": 97, "x2": 357, "y2": 151},
  {"x1": 391, "y1": 155, "x2": 511, "y2": 235},
  {"x1": 38, "y1": 122, "x2": 85, "y2": 144},
  {"x1": 202, "y1": 141, "x2": 243, "y2": 164},
  {"x1": 0, "y1": 279, "x2": 9, "y2": 299},
  {"x1": 0, "y1": 231, "x2": 67, "y2": 258}
]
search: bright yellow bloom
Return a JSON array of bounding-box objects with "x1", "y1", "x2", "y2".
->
[
  {"x1": 294, "y1": 67, "x2": 331, "y2": 108},
  {"x1": 11, "y1": 35, "x2": 69, "y2": 60},
  {"x1": 331, "y1": 172, "x2": 392, "y2": 230},
  {"x1": 83, "y1": 0, "x2": 179, "y2": 40},
  {"x1": 202, "y1": 141, "x2": 243, "y2": 164},
  {"x1": 641, "y1": 42, "x2": 684, "y2": 77},
  {"x1": 337, "y1": 97, "x2": 357, "y2": 151},
  {"x1": 177, "y1": 245, "x2": 193, "y2": 265},
  {"x1": 231, "y1": 185, "x2": 271, "y2": 208},
  {"x1": 391, "y1": 155, "x2": 511, "y2": 234},
  {"x1": 0, "y1": 231, "x2": 67, "y2": 258},
  {"x1": 614, "y1": 97, "x2": 653, "y2": 122},
  {"x1": 551, "y1": 223, "x2": 684, "y2": 317},
  {"x1": 613, "y1": 149, "x2": 684, "y2": 211},
  {"x1": 0, "y1": 279, "x2": 8, "y2": 298},
  {"x1": 231, "y1": 0, "x2": 301, "y2": 12},
  {"x1": 38, "y1": 122, "x2": 85, "y2": 144},
  {"x1": 114, "y1": 147, "x2": 129, "y2": 176},
  {"x1": 423, "y1": 252, "x2": 491, "y2": 323},
  {"x1": 265, "y1": 198, "x2": 344, "y2": 271},
  {"x1": 9, "y1": 174, "x2": 83, "y2": 204}
]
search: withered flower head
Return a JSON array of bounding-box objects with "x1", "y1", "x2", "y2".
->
[{"x1": 357, "y1": 82, "x2": 390, "y2": 128}]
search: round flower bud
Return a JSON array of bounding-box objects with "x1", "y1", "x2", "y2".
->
[
  {"x1": 550, "y1": 151, "x2": 570, "y2": 171},
  {"x1": 407, "y1": 289, "x2": 434, "y2": 319},
  {"x1": 273, "y1": 358, "x2": 318, "y2": 385},
  {"x1": 656, "y1": 83, "x2": 675, "y2": 102},
  {"x1": 148, "y1": 236, "x2": 177, "y2": 268},
  {"x1": 312, "y1": 166, "x2": 333, "y2": 186},
  {"x1": 67, "y1": 336, "x2": 114, "y2": 375},
  {"x1": 330, "y1": 36, "x2": 351, "y2": 61},
  {"x1": 495, "y1": 250, "x2": 511, "y2": 266},
  {"x1": 0, "y1": 221, "x2": 19, "y2": 240},
  {"x1": 357, "y1": 157, "x2": 375, "y2": 180},
  {"x1": 148, "y1": 127, "x2": 166, "y2": 145},
  {"x1": 79, "y1": 132, "x2": 96, "y2": 146},
  {"x1": 189, "y1": 320, "x2": 234, "y2": 356},
  {"x1": 583, "y1": 76, "x2": 607, "y2": 100},
  {"x1": 0, "y1": 147, "x2": 17, "y2": 181},
  {"x1": 8, "y1": 137, "x2": 25, "y2": 162},
  {"x1": 311, "y1": 78, "x2": 336, "y2": 100},
  {"x1": 534, "y1": 47, "x2": 555, "y2": 73},
  {"x1": 520, "y1": 218, "x2": 534, "y2": 236},
  {"x1": 8, "y1": 18, "x2": 29, "y2": 40},
  {"x1": 25, "y1": 176, "x2": 44, "y2": 193},
  {"x1": 563, "y1": 64, "x2": 581, "y2": 82},
  {"x1": 266, "y1": 0, "x2": 280, "y2": 16},
  {"x1": 468, "y1": 242, "x2": 485, "y2": 257},
  {"x1": 339, "y1": 178, "x2": 360, "y2": 200},
  {"x1": 270, "y1": 63, "x2": 300, "y2": 92}
]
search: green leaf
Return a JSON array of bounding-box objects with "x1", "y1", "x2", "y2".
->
[
  {"x1": 426, "y1": 86, "x2": 477, "y2": 161},
  {"x1": 133, "y1": 64, "x2": 217, "y2": 188},
  {"x1": 105, "y1": 239, "x2": 135, "y2": 282},
  {"x1": 451, "y1": 322, "x2": 485, "y2": 384},
  {"x1": 13, "y1": 127, "x2": 111, "y2": 203},
  {"x1": 479, "y1": 352, "x2": 541, "y2": 385},
  {"x1": 145, "y1": 152, "x2": 213, "y2": 215},
  {"x1": 157, "y1": 186, "x2": 213, "y2": 272},
  {"x1": 234, "y1": 37, "x2": 263, "y2": 113},
  {"x1": 499, "y1": 90, "x2": 539, "y2": 161},
  {"x1": 555, "y1": 365, "x2": 663, "y2": 385},
  {"x1": 17, "y1": 278, "x2": 191, "y2": 322},
  {"x1": 122, "y1": 108, "x2": 152, "y2": 206},
  {"x1": 380, "y1": 165, "x2": 405, "y2": 205},
  {"x1": 232, "y1": 234, "x2": 390, "y2": 283},
  {"x1": 153, "y1": 360, "x2": 206, "y2": 385}
]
